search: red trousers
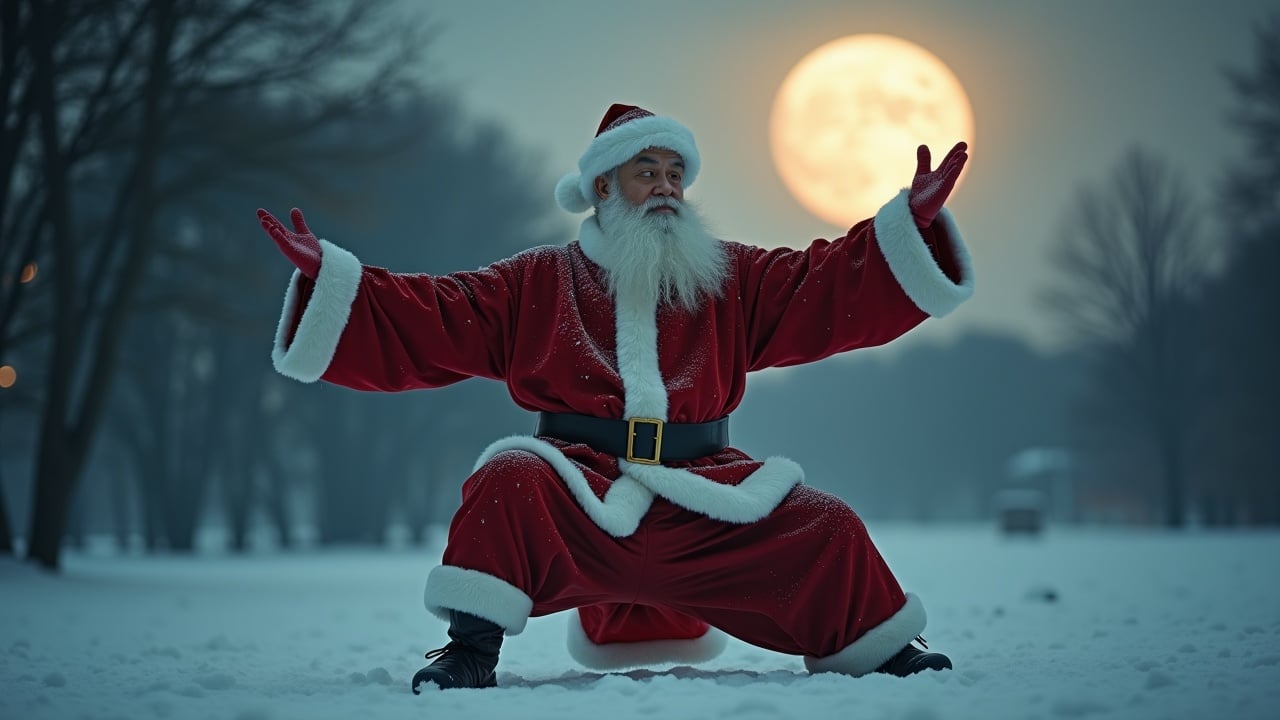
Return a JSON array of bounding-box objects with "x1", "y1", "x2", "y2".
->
[{"x1": 435, "y1": 449, "x2": 913, "y2": 663}]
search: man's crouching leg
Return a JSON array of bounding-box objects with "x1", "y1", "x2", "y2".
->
[
  {"x1": 655, "y1": 486, "x2": 951, "y2": 678},
  {"x1": 788, "y1": 491, "x2": 951, "y2": 677},
  {"x1": 415, "y1": 448, "x2": 624, "y2": 692}
]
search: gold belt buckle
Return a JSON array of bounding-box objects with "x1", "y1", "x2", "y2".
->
[{"x1": 626, "y1": 417, "x2": 664, "y2": 465}]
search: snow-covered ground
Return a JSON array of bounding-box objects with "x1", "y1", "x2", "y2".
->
[{"x1": 3, "y1": 524, "x2": 1279, "y2": 720}]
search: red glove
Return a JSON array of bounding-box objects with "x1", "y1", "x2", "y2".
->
[
  {"x1": 257, "y1": 207, "x2": 321, "y2": 279},
  {"x1": 908, "y1": 142, "x2": 968, "y2": 229}
]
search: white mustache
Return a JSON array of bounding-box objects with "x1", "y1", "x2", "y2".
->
[
  {"x1": 595, "y1": 190, "x2": 726, "y2": 312},
  {"x1": 643, "y1": 197, "x2": 681, "y2": 212}
]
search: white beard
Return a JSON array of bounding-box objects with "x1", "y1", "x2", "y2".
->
[{"x1": 592, "y1": 192, "x2": 728, "y2": 312}]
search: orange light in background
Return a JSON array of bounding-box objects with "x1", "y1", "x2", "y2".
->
[
  {"x1": 0, "y1": 365, "x2": 15, "y2": 388},
  {"x1": 20, "y1": 262, "x2": 37, "y2": 283}
]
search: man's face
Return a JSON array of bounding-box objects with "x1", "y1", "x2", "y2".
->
[
  {"x1": 592, "y1": 150, "x2": 726, "y2": 311},
  {"x1": 595, "y1": 148, "x2": 685, "y2": 210}
]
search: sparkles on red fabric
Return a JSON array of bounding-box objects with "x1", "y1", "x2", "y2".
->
[{"x1": 442, "y1": 449, "x2": 905, "y2": 657}]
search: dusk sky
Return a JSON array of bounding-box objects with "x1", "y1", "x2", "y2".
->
[{"x1": 399, "y1": 0, "x2": 1273, "y2": 353}]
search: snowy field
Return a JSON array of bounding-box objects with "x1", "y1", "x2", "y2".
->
[{"x1": 3, "y1": 524, "x2": 1279, "y2": 720}]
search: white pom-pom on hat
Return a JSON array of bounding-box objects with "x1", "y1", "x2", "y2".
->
[
  {"x1": 555, "y1": 173, "x2": 593, "y2": 213},
  {"x1": 555, "y1": 103, "x2": 700, "y2": 214}
]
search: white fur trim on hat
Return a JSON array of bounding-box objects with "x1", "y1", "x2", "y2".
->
[
  {"x1": 556, "y1": 173, "x2": 592, "y2": 213},
  {"x1": 557, "y1": 114, "x2": 701, "y2": 213}
]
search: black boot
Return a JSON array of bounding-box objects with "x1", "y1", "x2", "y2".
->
[
  {"x1": 411, "y1": 610, "x2": 504, "y2": 693},
  {"x1": 874, "y1": 636, "x2": 952, "y2": 676}
]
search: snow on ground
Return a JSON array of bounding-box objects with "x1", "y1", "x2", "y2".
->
[{"x1": 3, "y1": 524, "x2": 1279, "y2": 720}]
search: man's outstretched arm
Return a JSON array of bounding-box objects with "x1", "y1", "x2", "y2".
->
[
  {"x1": 255, "y1": 207, "x2": 519, "y2": 389},
  {"x1": 742, "y1": 142, "x2": 975, "y2": 370}
]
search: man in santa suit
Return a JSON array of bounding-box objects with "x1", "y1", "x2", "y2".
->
[{"x1": 257, "y1": 103, "x2": 973, "y2": 692}]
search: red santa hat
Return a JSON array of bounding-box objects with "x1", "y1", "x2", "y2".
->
[{"x1": 555, "y1": 103, "x2": 701, "y2": 213}]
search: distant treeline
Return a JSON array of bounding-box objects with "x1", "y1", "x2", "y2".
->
[{"x1": 1, "y1": 6, "x2": 1277, "y2": 566}]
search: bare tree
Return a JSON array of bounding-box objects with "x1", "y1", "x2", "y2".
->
[
  {"x1": 0, "y1": 440, "x2": 12, "y2": 553},
  {"x1": 1195, "y1": 12, "x2": 1280, "y2": 524},
  {"x1": 1195, "y1": 228, "x2": 1280, "y2": 524},
  {"x1": 13, "y1": 0, "x2": 428, "y2": 570},
  {"x1": 1220, "y1": 13, "x2": 1280, "y2": 231},
  {"x1": 0, "y1": 0, "x2": 40, "y2": 358},
  {"x1": 1043, "y1": 147, "x2": 1216, "y2": 528}
]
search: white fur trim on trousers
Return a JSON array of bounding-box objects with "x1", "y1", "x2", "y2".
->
[
  {"x1": 423, "y1": 565, "x2": 535, "y2": 636},
  {"x1": 803, "y1": 592, "x2": 927, "y2": 677}
]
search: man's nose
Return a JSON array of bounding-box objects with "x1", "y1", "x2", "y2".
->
[{"x1": 652, "y1": 176, "x2": 675, "y2": 196}]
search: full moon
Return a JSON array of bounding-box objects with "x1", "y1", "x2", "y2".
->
[{"x1": 770, "y1": 35, "x2": 975, "y2": 228}]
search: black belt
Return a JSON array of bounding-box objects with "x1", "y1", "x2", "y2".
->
[{"x1": 535, "y1": 412, "x2": 729, "y2": 465}]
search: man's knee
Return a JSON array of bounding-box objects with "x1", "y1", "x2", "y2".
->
[
  {"x1": 785, "y1": 486, "x2": 867, "y2": 537},
  {"x1": 463, "y1": 449, "x2": 558, "y2": 498}
]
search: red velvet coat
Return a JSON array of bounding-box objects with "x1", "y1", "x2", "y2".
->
[{"x1": 272, "y1": 189, "x2": 973, "y2": 536}]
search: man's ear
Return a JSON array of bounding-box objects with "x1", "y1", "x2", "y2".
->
[{"x1": 593, "y1": 175, "x2": 610, "y2": 200}]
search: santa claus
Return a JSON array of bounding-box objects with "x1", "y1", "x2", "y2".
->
[{"x1": 256, "y1": 103, "x2": 974, "y2": 692}]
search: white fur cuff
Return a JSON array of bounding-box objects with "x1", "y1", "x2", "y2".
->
[
  {"x1": 873, "y1": 190, "x2": 975, "y2": 318},
  {"x1": 270, "y1": 239, "x2": 362, "y2": 383},
  {"x1": 803, "y1": 592, "x2": 927, "y2": 677},
  {"x1": 423, "y1": 565, "x2": 535, "y2": 636}
]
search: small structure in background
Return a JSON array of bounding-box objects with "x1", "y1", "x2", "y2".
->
[
  {"x1": 994, "y1": 447, "x2": 1075, "y2": 537},
  {"x1": 993, "y1": 488, "x2": 1047, "y2": 536}
]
